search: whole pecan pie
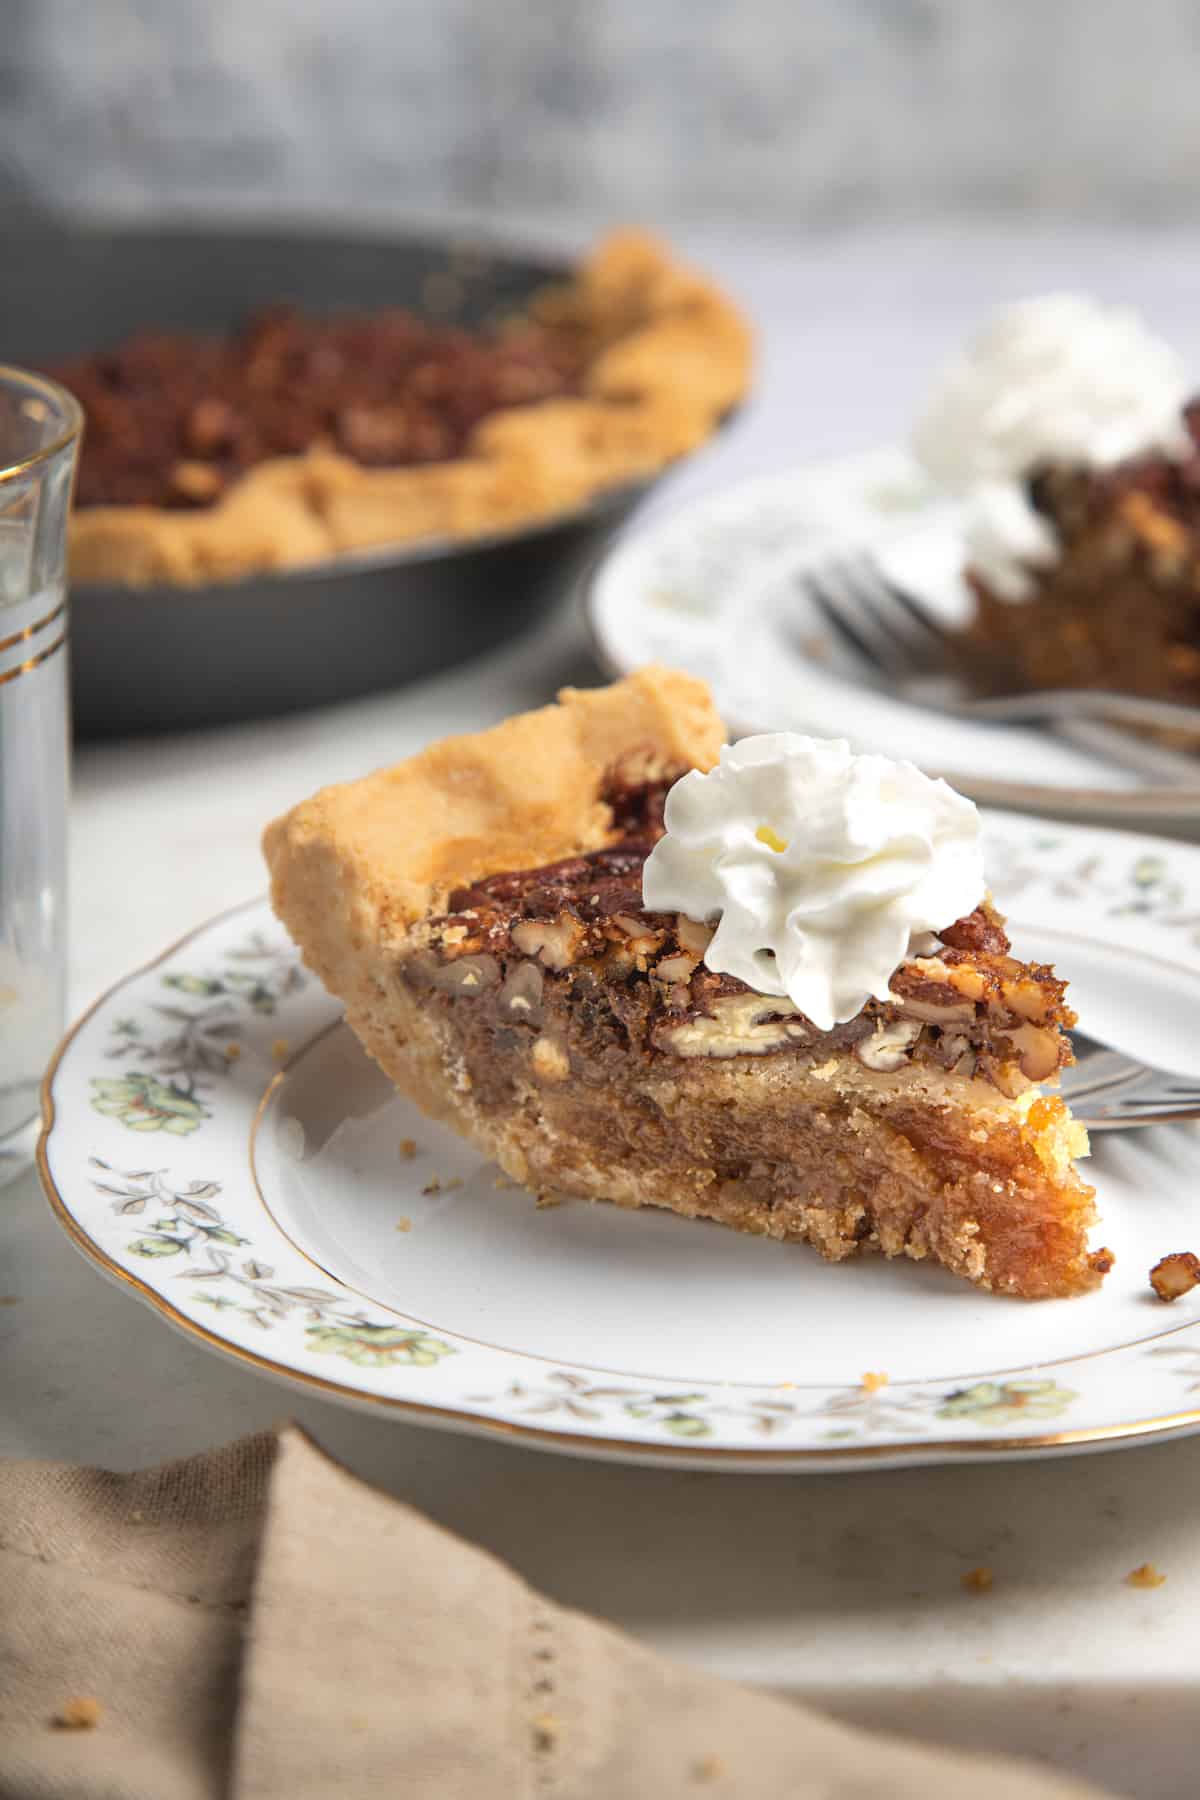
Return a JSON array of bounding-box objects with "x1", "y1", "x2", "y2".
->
[
  {"x1": 47, "y1": 232, "x2": 752, "y2": 587},
  {"x1": 264, "y1": 668, "x2": 1109, "y2": 1299}
]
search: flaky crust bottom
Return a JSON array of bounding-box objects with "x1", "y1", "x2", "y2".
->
[{"x1": 69, "y1": 231, "x2": 753, "y2": 587}]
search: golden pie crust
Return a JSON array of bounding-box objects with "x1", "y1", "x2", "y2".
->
[
  {"x1": 264, "y1": 668, "x2": 1105, "y2": 1299},
  {"x1": 263, "y1": 665, "x2": 721, "y2": 930},
  {"x1": 69, "y1": 233, "x2": 752, "y2": 587}
]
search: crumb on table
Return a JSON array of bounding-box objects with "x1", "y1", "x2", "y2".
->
[
  {"x1": 1125, "y1": 1562, "x2": 1166, "y2": 1589},
  {"x1": 399, "y1": 1138, "x2": 418, "y2": 1159},
  {"x1": 691, "y1": 1752, "x2": 726, "y2": 1782},
  {"x1": 395, "y1": 1216, "x2": 412, "y2": 1233},
  {"x1": 861, "y1": 1371, "x2": 889, "y2": 1392},
  {"x1": 961, "y1": 1566, "x2": 994, "y2": 1594},
  {"x1": 532, "y1": 1711, "x2": 563, "y2": 1750},
  {"x1": 1150, "y1": 1252, "x2": 1200, "y2": 1303},
  {"x1": 53, "y1": 1697, "x2": 102, "y2": 1730}
]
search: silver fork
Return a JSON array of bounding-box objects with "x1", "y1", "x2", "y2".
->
[
  {"x1": 1063, "y1": 1033, "x2": 1200, "y2": 1130},
  {"x1": 800, "y1": 553, "x2": 1200, "y2": 786}
]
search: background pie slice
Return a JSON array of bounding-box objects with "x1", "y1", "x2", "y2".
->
[{"x1": 264, "y1": 668, "x2": 1109, "y2": 1298}]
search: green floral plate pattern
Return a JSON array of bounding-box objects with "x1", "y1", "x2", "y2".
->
[{"x1": 36, "y1": 810, "x2": 1200, "y2": 1472}]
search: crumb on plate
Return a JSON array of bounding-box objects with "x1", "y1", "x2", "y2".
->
[
  {"x1": 223, "y1": 1041, "x2": 241, "y2": 1062},
  {"x1": 271, "y1": 1037, "x2": 290, "y2": 1061},
  {"x1": 692, "y1": 1752, "x2": 726, "y2": 1782},
  {"x1": 399, "y1": 1138, "x2": 418, "y2": 1159},
  {"x1": 861, "y1": 1371, "x2": 889, "y2": 1392},
  {"x1": 395, "y1": 1216, "x2": 412, "y2": 1233}
]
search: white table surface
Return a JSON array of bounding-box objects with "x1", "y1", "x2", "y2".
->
[{"x1": 7, "y1": 226, "x2": 1200, "y2": 1799}]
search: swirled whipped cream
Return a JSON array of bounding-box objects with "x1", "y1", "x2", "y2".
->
[
  {"x1": 912, "y1": 294, "x2": 1191, "y2": 598},
  {"x1": 641, "y1": 734, "x2": 985, "y2": 1031}
]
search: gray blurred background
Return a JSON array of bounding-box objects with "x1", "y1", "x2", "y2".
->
[{"x1": 3, "y1": 0, "x2": 1198, "y2": 233}]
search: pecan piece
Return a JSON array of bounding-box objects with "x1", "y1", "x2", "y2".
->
[
  {"x1": 1150, "y1": 1251, "x2": 1200, "y2": 1303},
  {"x1": 168, "y1": 460, "x2": 224, "y2": 504}
]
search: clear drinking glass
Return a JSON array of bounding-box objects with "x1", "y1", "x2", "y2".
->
[{"x1": 0, "y1": 368, "x2": 82, "y2": 1185}]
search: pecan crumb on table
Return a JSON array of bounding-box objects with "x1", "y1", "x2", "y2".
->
[
  {"x1": 532, "y1": 1711, "x2": 563, "y2": 1750},
  {"x1": 53, "y1": 1697, "x2": 103, "y2": 1730},
  {"x1": 1125, "y1": 1562, "x2": 1167, "y2": 1589}
]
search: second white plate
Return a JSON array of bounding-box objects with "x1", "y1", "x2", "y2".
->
[{"x1": 587, "y1": 445, "x2": 1200, "y2": 827}]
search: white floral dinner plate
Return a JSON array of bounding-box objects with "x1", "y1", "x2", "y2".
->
[
  {"x1": 38, "y1": 812, "x2": 1200, "y2": 1472},
  {"x1": 587, "y1": 445, "x2": 1200, "y2": 827}
]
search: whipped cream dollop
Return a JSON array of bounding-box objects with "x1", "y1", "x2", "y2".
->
[
  {"x1": 641, "y1": 734, "x2": 985, "y2": 1032},
  {"x1": 912, "y1": 293, "x2": 1191, "y2": 599}
]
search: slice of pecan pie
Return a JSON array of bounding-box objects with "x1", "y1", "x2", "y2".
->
[{"x1": 264, "y1": 668, "x2": 1109, "y2": 1298}]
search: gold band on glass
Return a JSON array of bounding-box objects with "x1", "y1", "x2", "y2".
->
[
  {"x1": 0, "y1": 632, "x2": 67, "y2": 687},
  {"x1": 0, "y1": 598, "x2": 67, "y2": 656}
]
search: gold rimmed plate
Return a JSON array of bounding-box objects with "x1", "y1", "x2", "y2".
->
[{"x1": 37, "y1": 810, "x2": 1200, "y2": 1471}]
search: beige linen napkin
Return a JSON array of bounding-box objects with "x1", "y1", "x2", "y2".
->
[{"x1": 0, "y1": 1424, "x2": 1110, "y2": 1799}]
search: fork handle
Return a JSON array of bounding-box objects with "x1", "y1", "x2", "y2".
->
[{"x1": 1053, "y1": 717, "x2": 1200, "y2": 787}]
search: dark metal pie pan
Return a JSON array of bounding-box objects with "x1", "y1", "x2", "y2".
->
[{"x1": 1, "y1": 221, "x2": 661, "y2": 737}]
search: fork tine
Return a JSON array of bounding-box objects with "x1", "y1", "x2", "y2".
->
[
  {"x1": 838, "y1": 559, "x2": 935, "y2": 675},
  {"x1": 1101, "y1": 1090, "x2": 1200, "y2": 1114},
  {"x1": 864, "y1": 561, "x2": 953, "y2": 647},
  {"x1": 806, "y1": 565, "x2": 926, "y2": 678},
  {"x1": 804, "y1": 573, "x2": 900, "y2": 677},
  {"x1": 1060, "y1": 1063, "x2": 1148, "y2": 1103},
  {"x1": 1084, "y1": 1097, "x2": 1200, "y2": 1130}
]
